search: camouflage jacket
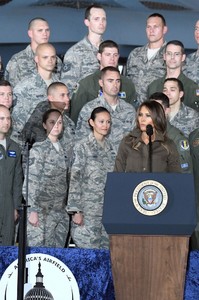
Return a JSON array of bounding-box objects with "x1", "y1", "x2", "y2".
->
[
  {"x1": 75, "y1": 95, "x2": 136, "y2": 152},
  {"x1": 126, "y1": 42, "x2": 166, "y2": 104},
  {"x1": 5, "y1": 44, "x2": 62, "y2": 87},
  {"x1": 67, "y1": 133, "x2": 116, "y2": 215},
  {"x1": 61, "y1": 36, "x2": 100, "y2": 95},
  {"x1": 71, "y1": 69, "x2": 137, "y2": 123},
  {"x1": 11, "y1": 72, "x2": 59, "y2": 145},
  {"x1": 169, "y1": 103, "x2": 199, "y2": 137},
  {"x1": 23, "y1": 138, "x2": 69, "y2": 212}
]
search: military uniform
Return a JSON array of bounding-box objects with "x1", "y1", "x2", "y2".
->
[
  {"x1": 147, "y1": 72, "x2": 199, "y2": 112},
  {"x1": 67, "y1": 133, "x2": 116, "y2": 249},
  {"x1": 75, "y1": 95, "x2": 136, "y2": 152},
  {"x1": 4, "y1": 45, "x2": 62, "y2": 88},
  {"x1": 189, "y1": 128, "x2": 199, "y2": 249},
  {"x1": 167, "y1": 121, "x2": 192, "y2": 173},
  {"x1": 169, "y1": 103, "x2": 199, "y2": 137},
  {"x1": 23, "y1": 138, "x2": 70, "y2": 247},
  {"x1": 70, "y1": 69, "x2": 137, "y2": 123},
  {"x1": 183, "y1": 51, "x2": 199, "y2": 87},
  {"x1": 126, "y1": 42, "x2": 166, "y2": 105},
  {"x1": 11, "y1": 72, "x2": 59, "y2": 146},
  {"x1": 0, "y1": 138, "x2": 22, "y2": 245},
  {"x1": 61, "y1": 36, "x2": 100, "y2": 95},
  {"x1": 20, "y1": 100, "x2": 75, "y2": 163}
]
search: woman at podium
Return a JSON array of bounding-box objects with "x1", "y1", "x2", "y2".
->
[
  {"x1": 67, "y1": 107, "x2": 116, "y2": 248},
  {"x1": 114, "y1": 101, "x2": 181, "y2": 173}
]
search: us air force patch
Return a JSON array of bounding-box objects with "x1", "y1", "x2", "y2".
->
[{"x1": 179, "y1": 140, "x2": 189, "y2": 151}]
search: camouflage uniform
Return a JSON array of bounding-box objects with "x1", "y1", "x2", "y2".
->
[
  {"x1": 183, "y1": 51, "x2": 199, "y2": 87},
  {"x1": 75, "y1": 95, "x2": 136, "y2": 152},
  {"x1": 20, "y1": 100, "x2": 75, "y2": 164},
  {"x1": 71, "y1": 69, "x2": 137, "y2": 123},
  {"x1": 148, "y1": 72, "x2": 199, "y2": 112},
  {"x1": 4, "y1": 45, "x2": 62, "y2": 87},
  {"x1": 189, "y1": 128, "x2": 199, "y2": 249},
  {"x1": 11, "y1": 72, "x2": 59, "y2": 146},
  {"x1": 167, "y1": 121, "x2": 192, "y2": 173},
  {"x1": 23, "y1": 138, "x2": 70, "y2": 247},
  {"x1": 61, "y1": 36, "x2": 100, "y2": 95},
  {"x1": 169, "y1": 103, "x2": 199, "y2": 137},
  {"x1": 67, "y1": 133, "x2": 116, "y2": 249},
  {"x1": 126, "y1": 42, "x2": 166, "y2": 105}
]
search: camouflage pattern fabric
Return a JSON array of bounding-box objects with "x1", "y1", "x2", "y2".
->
[
  {"x1": 23, "y1": 138, "x2": 70, "y2": 247},
  {"x1": 67, "y1": 133, "x2": 116, "y2": 249},
  {"x1": 75, "y1": 95, "x2": 136, "y2": 152},
  {"x1": 169, "y1": 103, "x2": 199, "y2": 137},
  {"x1": 61, "y1": 36, "x2": 100, "y2": 95},
  {"x1": 4, "y1": 45, "x2": 62, "y2": 88},
  {"x1": 126, "y1": 42, "x2": 166, "y2": 104}
]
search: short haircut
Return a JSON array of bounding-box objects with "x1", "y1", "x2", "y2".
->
[
  {"x1": 35, "y1": 43, "x2": 55, "y2": 56},
  {"x1": 47, "y1": 82, "x2": 67, "y2": 95},
  {"x1": 165, "y1": 40, "x2": 185, "y2": 54},
  {"x1": 100, "y1": 66, "x2": 120, "y2": 79},
  {"x1": 0, "y1": 80, "x2": 12, "y2": 88},
  {"x1": 164, "y1": 77, "x2": 184, "y2": 92},
  {"x1": 99, "y1": 40, "x2": 119, "y2": 54},
  {"x1": 149, "y1": 92, "x2": 170, "y2": 108},
  {"x1": 85, "y1": 4, "x2": 104, "y2": 20},
  {"x1": 147, "y1": 13, "x2": 166, "y2": 26},
  {"x1": 28, "y1": 17, "x2": 48, "y2": 30}
]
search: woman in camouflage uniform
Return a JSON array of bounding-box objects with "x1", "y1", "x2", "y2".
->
[
  {"x1": 23, "y1": 109, "x2": 69, "y2": 247},
  {"x1": 67, "y1": 107, "x2": 116, "y2": 249}
]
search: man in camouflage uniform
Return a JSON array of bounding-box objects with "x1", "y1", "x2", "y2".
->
[
  {"x1": 4, "y1": 17, "x2": 62, "y2": 88},
  {"x1": 148, "y1": 40, "x2": 199, "y2": 111},
  {"x1": 126, "y1": 13, "x2": 167, "y2": 105},
  {"x1": 75, "y1": 66, "x2": 136, "y2": 152},
  {"x1": 61, "y1": 4, "x2": 107, "y2": 96},
  {"x1": 149, "y1": 92, "x2": 193, "y2": 173},
  {"x1": 70, "y1": 40, "x2": 137, "y2": 123},
  {"x1": 183, "y1": 20, "x2": 199, "y2": 88},
  {"x1": 11, "y1": 43, "x2": 59, "y2": 146},
  {"x1": 163, "y1": 78, "x2": 199, "y2": 137},
  {"x1": 21, "y1": 82, "x2": 75, "y2": 162},
  {"x1": 189, "y1": 128, "x2": 199, "y2": 249}
]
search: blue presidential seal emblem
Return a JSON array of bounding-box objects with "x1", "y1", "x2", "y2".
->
[{"x1": 132, "y1": 180, "x2": 168, "y2": 216}]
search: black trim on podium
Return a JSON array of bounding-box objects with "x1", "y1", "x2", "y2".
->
[{"x1": 102, "y1": 173, "x2": 197, "y2": 235}]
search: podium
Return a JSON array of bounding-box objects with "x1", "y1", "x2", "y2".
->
[{"x1": 102, "y1": 173, "x2": 196, "y2": 300}]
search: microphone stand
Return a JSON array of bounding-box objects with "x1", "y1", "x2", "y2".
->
[
  {"x1": 17, "y1": 139, "x2": 31, "y2": 300},
  {"x1": 146, "y1": 125, "x2": 153, "y2": 173}
]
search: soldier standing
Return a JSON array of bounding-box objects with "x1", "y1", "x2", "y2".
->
[
  {"x1": 23, "y1": 109, "x2": 69, "y2": 247},
  {"x1": 61, "y1": 4, "x2": 107, "y2": 96},
  {"x1": 0, "y1": 105, "x2": 22, "y2": 245},
  {"x1": 75, "y1": 66, "x2": 136, "y2": 152},
  {"x1": 67, "y1": 107, "x2": 116, "y2": 249},
  {"x1": 5, "y1": 17, "x2": 62, "y2": 87},
  {"x1": 126, "y1": 13, "x2": 167, "y2": 105}
]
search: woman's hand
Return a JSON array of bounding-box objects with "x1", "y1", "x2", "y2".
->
[
  {"x1": 28, "y1": 211, "x2": 39, "y2": 227},
  {"x1": 72, "y1": 212, "x2": 83, "y2": 226}
]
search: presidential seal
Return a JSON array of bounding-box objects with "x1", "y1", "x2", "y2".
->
[{"x1": 132, "y1": 180, "x2": 168, "y2": 216}]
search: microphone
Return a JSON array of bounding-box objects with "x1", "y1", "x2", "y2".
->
[
  {"x1": 146, "y1": 124, "x2": 153, "y2": 136},
  {"x1": 146, "y1": 124, "x2": 153, "y2": 172}
]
